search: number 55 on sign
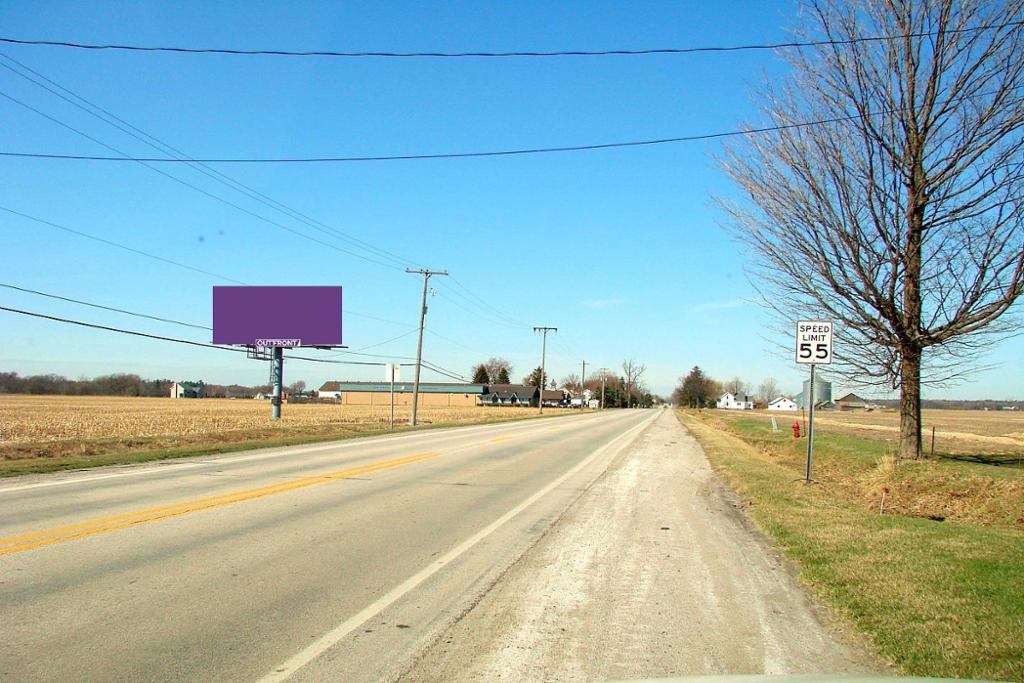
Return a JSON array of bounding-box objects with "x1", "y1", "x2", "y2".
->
[{"x1": 796, "y1": 320, "x2": 833, "y2": 364}]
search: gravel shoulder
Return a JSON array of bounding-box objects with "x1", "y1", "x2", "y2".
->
[{"x1": 400, "y1": 408, "x2": 883, "y2": 682}]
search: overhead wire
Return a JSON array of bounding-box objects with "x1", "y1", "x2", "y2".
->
[
  {"x1": 0, "y1": 305, "x2": 395, "y2": 365},
  {"x1": 0, "y1": 205, "x2": 247, "y2": 284},
  {"x1": 0, "y1": 53, "x2": 623, "y2": 380},
  {"x1": 0, "y1": 52, "x2": 421, "y2": 271},
  {"x1": 0, "y1": 281, "x2": 428, "y2": 358},
  {"x1": 0, "y1": 205, "x2": 406, "y2": 325},
  {"x1": 432, "y1": 289, "x2": 530, "y2": 332},
  {"x1": 0, "y1": 21, "x2": 1019, "y2": 58},
  {"x1": 0, "y1": 89, "x2": 406, "y2": 271},
  {"x1": 447, "y1": 275, "x2": 530, "y2": 327},
  {"x1": 0, "y1": 103, "x2": 967, "y2": 165},
  {"x1": 419, "y1": 360, "x2": 470, "y2": 382},
  {"x1": 351, "y1": 327, "x2": 420, "y2": 351},
  {"x1": 0, "y1": 282, "x2": 210, "y2": 330}
]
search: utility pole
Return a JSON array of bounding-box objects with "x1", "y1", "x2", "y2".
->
[
  {"x1": 599, "y1": 367, "x2": 609, "y2": 410},
  {"x1": 580, "y1": 359, "x2": 586, "y2": 409},
  {"x1": 407, "y1": 268, "x2": 448, "y2": 426},
  {"x1": 533, "y1": 326, "x2": 557, "y2": 414}
]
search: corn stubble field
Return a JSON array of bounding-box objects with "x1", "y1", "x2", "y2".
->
[{"x1": 0, "y1": 395, "x2": 567, "y2": 475}]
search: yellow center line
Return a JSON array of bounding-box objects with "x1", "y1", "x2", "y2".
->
[{"x1": 0, "y1": 451, "x2": 437, "y2": 557}]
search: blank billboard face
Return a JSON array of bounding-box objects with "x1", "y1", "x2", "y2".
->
[{"x1": 212, "y1": 286, "x2": 343, "y2": 347}]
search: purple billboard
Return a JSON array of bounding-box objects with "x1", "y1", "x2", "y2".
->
[{"x1": 212, "y1": 286, "x2": 343, "y2": 347}]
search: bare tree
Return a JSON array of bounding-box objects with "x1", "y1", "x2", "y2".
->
[
  {"x1": 621, "y1": 359, "x2": 647, "y2": 407},
  {"x1": 720, "y1": 0, "x2": 1024, "y2": 457},
  {"x1": 758, "y1": 377, "x2": 780, "y2": 403},
  {"x1": 561, "y1": 373, "x2": 582, "y2": 394},
  {"x1": 724, "y1": 376, "x2": 749, "y2": 396},
  {"x1": 484, "y1": 357, "x2": 512, "y2": 385}
]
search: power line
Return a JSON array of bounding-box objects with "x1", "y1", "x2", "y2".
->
[
  {"x1": 0, "y1": 52, "x2": 422, "y2": 272},
  {"x1": 0, "y1": 204, "x2": 405, "y2": 325},
  {"x1": 1, "y1": 21, "x2": 1019, "y2": 58},
  {"x1": 0, "y1": 282, "x2": 209, "y2": 330},
  {"x1": 0, "y1": 108, "x2": 926, "y2": 164},
  {"x1": 433, "y1": 289, "x2": 528, "y2": 332},
  {"x1": 0, "y1": 89, "x2": 407, "y2": 271},
  {"x1": 0, "y1": 281, "x2": 423, "y2": 355},
  {"x1": 420, "y1": 360, "x2": 469, "y2": 382},
  {"x1": 10, "y1": 86, "x2": 1014, "y2": 168},
  {"x1": 0, "y1": 304, "x2": 235, "y2": 353},
  {"x1": 0, "y1": 304, "x2": 395, "y2": 366},
  {"x1": 0, "y1": 205, "x2": 247, "y2": 284},
  {"x1": 439, "y1": 277, "x2": 530, "y2": 329},
  {"x1": 352, "y1": 327, "x2": 420, "y2": 351}
]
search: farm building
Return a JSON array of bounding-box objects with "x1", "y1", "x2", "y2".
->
[
  {"x1": 836, "y1": 392, "x2": 868, "y2": 410},
  {"x1": 795, "y1": 377, "x2": 832, "y2": 409},
  {"x1": 717, "y1": 392, "x2": 754, "y2": 410},
  {"x1": 170, "y1": 382, "x2": 205, "y2": 399},
  {"x1": 317, "y1": 381, "x2": 485, "y2": 407},
  {"x1": 767, "y1": 396, "x2": 799, "y2": 411},
  {"x1": 479, "y1": 384, "x2": 540, "y2": 407},
  {"x1": 541, "y1": 389, "x2": 568, "y2": 407}
]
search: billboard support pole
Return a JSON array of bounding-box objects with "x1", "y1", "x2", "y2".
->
[
  {"x1": 271, "y1": 346, "x2": 284, "y2": 420},
  {"x1": 406, "y1": 269, "x2": 448, "y2": 426}
]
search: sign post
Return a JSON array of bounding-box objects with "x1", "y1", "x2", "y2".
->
[
  {"x1": 385, "y1": 364, "x2": 400, "y2": 431},
  {"x1": 796, "y1": 320, "x2": 834, "y2": 483}
]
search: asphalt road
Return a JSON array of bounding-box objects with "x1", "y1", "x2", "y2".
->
[{"x1": 0, "y1": 409, "x2": 658, "y2": 682}]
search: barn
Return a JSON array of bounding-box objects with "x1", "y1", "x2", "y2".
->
[{"x1": 836, "y1": 392, "x2": 868, "y2": 410}]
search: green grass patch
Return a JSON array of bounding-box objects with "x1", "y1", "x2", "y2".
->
[{"x1": 678, "y1": 410, "x2": 1024, "y2": 681}]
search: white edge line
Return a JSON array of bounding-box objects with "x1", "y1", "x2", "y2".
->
[
  {"x1": 0, "y1": 412, "x2": 615, "y2": 495},
  {"x1": 256, "y1": 410, "x2": 657, "y2": 683}
]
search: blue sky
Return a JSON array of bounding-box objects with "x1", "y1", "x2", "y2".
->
[{"x1": 1, "y1": 1, "x2": 1020, "y2": 400}]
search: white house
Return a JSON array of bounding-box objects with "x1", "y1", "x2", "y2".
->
[
  {"x1": 767, "y1": 396, "x2": 799, "y2": 411},
  {"x1": 717, "y1": 392, "x2": 754, "y2": 410}
]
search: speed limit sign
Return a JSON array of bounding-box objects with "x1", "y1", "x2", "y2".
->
[{"x1": 796, "y1": 320, "x2": 833, "y2": 364}]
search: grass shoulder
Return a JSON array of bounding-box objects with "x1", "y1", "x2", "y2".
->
[{"x1": 676, "y1": 409, "x2": 1023, "y2": 682}]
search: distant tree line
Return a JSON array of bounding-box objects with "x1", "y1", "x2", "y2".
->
[
  {"x1": 0, "y1": 371, "x2": 174, "y2": 397},
  {"x1": 0, "y1": 371, "x2": 287, "y2": 399}
]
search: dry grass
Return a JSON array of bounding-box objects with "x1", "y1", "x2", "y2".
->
[
  {"x1": 678, "y1": 410, "x2": 1024, "y2": 681},
  {"x1": 739, "y1": 408, "x2": 1024, "y2": 457},
  {"x1": 0, "y1": 395, "x2": 571, "y2": 475},
  {"x1": 698, "y1": 409, "x2": 1023, "y2": 528}
]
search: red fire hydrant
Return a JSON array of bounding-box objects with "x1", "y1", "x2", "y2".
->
[{"x1": 792, "y1": 421, "x2": 801, "y2": 439}]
